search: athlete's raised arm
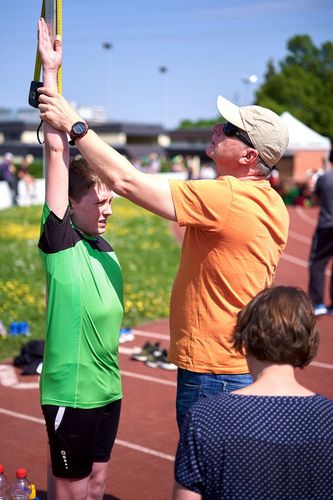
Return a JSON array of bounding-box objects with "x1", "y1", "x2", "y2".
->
[{"x1": 38, "y1": 17, "x2": 69, "y2": 218}]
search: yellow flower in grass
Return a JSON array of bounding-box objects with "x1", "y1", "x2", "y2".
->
[
  {"x1": 0, "y1": 223, "x2": 39, "y2": 241},
  {"x1": 0, "y1": 279, "x2": 45, "y2": 314}
]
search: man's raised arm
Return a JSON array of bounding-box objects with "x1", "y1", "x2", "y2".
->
[{"x1": 38, "y1": 87, "x2": 177, "y2": 221}]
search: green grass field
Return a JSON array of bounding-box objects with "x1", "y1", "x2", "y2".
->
[{"x1": 0, "y1": 198, "x2": 180, "y2": 361}]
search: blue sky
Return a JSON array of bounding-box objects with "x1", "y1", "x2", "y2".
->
[{"x1": 2, "y1": 0, "x2": 332, "y2": 128}]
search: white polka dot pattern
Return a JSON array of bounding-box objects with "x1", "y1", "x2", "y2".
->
[{"x1": 175, "y1": 393, "x2": 333, "y2": 499}]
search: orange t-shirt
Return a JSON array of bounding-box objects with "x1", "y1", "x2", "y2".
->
[{"x1": 169, "y1": 176, "x2": 289, "y2": 374}]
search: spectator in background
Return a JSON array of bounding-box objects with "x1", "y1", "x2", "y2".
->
[
  {"x1": 308, "y1": 157, "x2": 333, "y2": 316},
  {"x1": 132, "y1": 156, "x2": 143, "y2": 171},
  {"x1": 185, "y1": 156, "x2": 200, "y2": 180},
  {"x1": 174, "y1": 286, "x2": 333, "y2": 500},
  {"x1": 148, "y1": 153, "x2": 161, "y2": 174},
  {"x1": 305, "y1": 160, "x2": 325, "y2": 194},
  {"x1": 18, "y1": 154, "x2": 36, "y2": 202},
  {"x1": 0, "y1": 152, "x2": 18, "y2": 205},
  {"x1": 199, "y1": 162, "x2": 215, "y2": 179},
  {"x1": 171, "y1": 154, "x2": 186, "y2": 172}
]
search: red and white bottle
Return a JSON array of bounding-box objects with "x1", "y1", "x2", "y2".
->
[
  {"x1": 0, "y1": 464, "x2": 9, "y2": 500},
  {"x1": 10, "y1": 469, "x2": 31, "y2": 500}
]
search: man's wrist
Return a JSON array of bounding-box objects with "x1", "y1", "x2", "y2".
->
[
  {"x1": 69, "y1": 121, "x2": 89, "y2": 145},
  {"x1": 65, "y1": 114, "x2": 83, "y2": 134}
]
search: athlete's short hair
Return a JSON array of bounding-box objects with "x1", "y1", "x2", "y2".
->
[
  {"x1": 69, "y1": 155, "x2": 102, "y2": 202},
  {"x1": 233, "y1": 286, "x2": 319, "y2": 368}
]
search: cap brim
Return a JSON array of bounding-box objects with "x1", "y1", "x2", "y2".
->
[{"x1": 216, "y1": 95, "x2": 244, "y2": 129}]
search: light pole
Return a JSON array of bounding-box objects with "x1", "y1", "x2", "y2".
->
[
  {"x1": 241, "y1": 74, "x2": 258, "y2": 105},
  {"x1": 102, "y1": 42, "x2": 113, "y2": 119},
  {"x1": 158, "y1": 66, "x2": 168, "y2": 126}
]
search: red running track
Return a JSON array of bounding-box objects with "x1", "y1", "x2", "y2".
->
[{"x1": 0, "y1": 206, "x2": 332, "y2": 499}]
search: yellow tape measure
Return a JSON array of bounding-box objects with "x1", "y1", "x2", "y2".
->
[
  {"x1": 56, "y1": 0, "x2": 62, "y2": 94},
  {"x1": 32, "y1": 0, "x2": 62, "y2": 94}
]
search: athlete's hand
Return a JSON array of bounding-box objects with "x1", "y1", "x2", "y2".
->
[{"x1": 38, "y1": 18, "x2": 62, "y2": 73}]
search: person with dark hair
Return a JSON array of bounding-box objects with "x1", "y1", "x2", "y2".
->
[
  {"x1": 308, "y1": 162, "x2": 333, "y2": 316},
  {"x1": 37, "y1": 20, "x2": 123, "y2": 500},
  {"x1": 0, "y1": 152, "x2": 18, "y2": 205},
  {"x1": 174, "y1": 286, "x2": 333, "y2": 500},
  {"x1": 38, "y1": 19, "x2": 290, "y2": 433},
  {"x1": 17, "y1": 154, "x2": 36, "y2": 202}
]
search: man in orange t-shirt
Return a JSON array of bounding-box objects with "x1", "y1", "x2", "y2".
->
[{"x1": 39, "y1": 85, "x2": 289, "y2": 431}]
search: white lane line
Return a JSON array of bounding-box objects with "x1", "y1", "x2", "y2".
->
[
  {"x1": 0, "y1": 407, "x2": 175, "y2": 462},
  {"x1": 0, "y1": 407, "x2": 44, "y2": 424},
  {"x1": 0, "y1": 363, "x2": 177, "y2": 390},
  {"x1": 281, "y1": 253, "x2": 308, "y2": 268},
  {"x1": 0, "y1": 365, "x2": 39, "y2": 389},
  {"x1": 119, "y1": 346, "x2": 138, "y2": 355},
  {"x1": 115, "y1": 439, "x2": 175, "y2": 461},
  {"x1": 131, "y1": 329, "x2": 170, "y2": 341},
  {"x1": 295, "y1": 207, "x2": 317, "y2": 225},
  {"x1": 121, "y1": 370, "x2": 176, "y2": 387},
  {"x1": 281, "y1": 252, "x2": 331, "y2": 276},
  {"x1": 288, "y1": 230, "x2": 311, "y2": 244},
  {"x1": 311, "y1": 361, "x2": 333, "y2": 370}
]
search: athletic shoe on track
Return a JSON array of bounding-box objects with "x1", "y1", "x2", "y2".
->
[
  {"x1": 119, "y1": 328, "x2": 135, "y2": 343},
  {"x1": 131, "y1": 342, "x2": 161, "y2": 361},
  {"x1": 327, "y1": 306, "x2": 333, "y2": 316},
  {"x1": 145, "y1": 349, "x2": 177, "y2": 370},
  {"x1": 314, "y1": 304, "x2": 328, "y2": 316}
]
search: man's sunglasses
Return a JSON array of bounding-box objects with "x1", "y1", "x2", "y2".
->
[
  {"x1": 223, "y1": 122, "x2": 255, "y2": 149},
  {"x1": 223, "y1": 121, "x2": 272, "y2": 170}
]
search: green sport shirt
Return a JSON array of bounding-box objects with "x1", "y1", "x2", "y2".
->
[{"x1": 38, "y1": 203, "x2": 123, "y2": 408}]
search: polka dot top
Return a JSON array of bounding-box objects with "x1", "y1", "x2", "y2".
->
[{"x1": 175, "y1": 393, "x2": 333, "y2": 499}]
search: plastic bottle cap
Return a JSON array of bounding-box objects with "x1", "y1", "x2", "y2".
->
[
  {"x1": 0, "y1": 464, "x2": 4, "y2": 474},
  {"x1": 16, "y1": 468, "x2": 27, "y2": 478}
]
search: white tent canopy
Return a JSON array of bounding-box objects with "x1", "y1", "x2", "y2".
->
[{"x1": 280, "y1": 112, "x2": 331, "y2": 152}]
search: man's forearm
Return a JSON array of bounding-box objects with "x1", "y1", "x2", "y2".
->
[
  {"x1": 75, "y1": 128, "x2": 137, "y2": 191},
  {"x1": 39, "y1": 89, "x2": 176, "y2": 220}
]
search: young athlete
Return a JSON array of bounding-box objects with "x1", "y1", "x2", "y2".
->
[{"x1": 38, "y1": 19, "x2": 123, "y2": 499}]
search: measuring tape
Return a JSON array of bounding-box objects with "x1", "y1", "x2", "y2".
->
[
  {"x1": 29, "y1": 0, "x2": 62, "y2": 108},
  {"x1": 56, "y1": 0, "x2": 63, "y2": 94}
]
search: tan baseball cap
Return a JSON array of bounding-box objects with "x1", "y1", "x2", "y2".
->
[{"x1": 217, "y1": 95, "x2": 289, "y2": 168}]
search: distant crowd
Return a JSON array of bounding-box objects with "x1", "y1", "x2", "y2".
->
[
  {"x1": 0, "y1": 152, "x2": 37, "y2": 206},
  {"x1": 0, "y1": 150, "x2": 330, "y2": 209}
]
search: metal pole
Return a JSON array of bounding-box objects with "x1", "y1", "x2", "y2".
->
[
  {"x1": 44, "y1": 0, "x2": 56, "y2": 40},
  {"x1": 43, "y1": 3, "x2": 57, "y2": 498},
  {"x1": 159, "y1": 66, "x2": 168, "y2": 126},
  {"x1": 102, "y1": 42, "x2": 113, "y2": 120}
]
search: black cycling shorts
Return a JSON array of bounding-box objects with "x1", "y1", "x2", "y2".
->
[{"x1": 42, "y1": 399, "x2": 121, "y2": 479}]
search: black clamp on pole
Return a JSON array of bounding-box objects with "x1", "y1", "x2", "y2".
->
[{"x1": 28, "y1": 81, "x2": 43, "y2": 108}]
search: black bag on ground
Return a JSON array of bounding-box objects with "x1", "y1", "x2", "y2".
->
[{"x1": 13, "y1": 340, "x2": 45, "y2": 375}]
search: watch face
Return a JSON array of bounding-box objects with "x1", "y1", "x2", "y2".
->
[{"x1": 73, "y1": 122, "x2": 87, "y2": 135}]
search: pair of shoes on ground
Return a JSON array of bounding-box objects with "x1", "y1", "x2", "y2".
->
[
  {"x1": 131, "y1": 341, "x2": 177, "y2": 371},
  {"x1": 314, "y1": 304, "x2": 333, "y2": 317}
]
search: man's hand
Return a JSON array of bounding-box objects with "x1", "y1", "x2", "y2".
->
[
  {"x1": 38, "y1": 88, "x2": 82, "y2": 134},
  {"x1": 38, "y1": 18, "x2": 62, "y2": 73}
]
